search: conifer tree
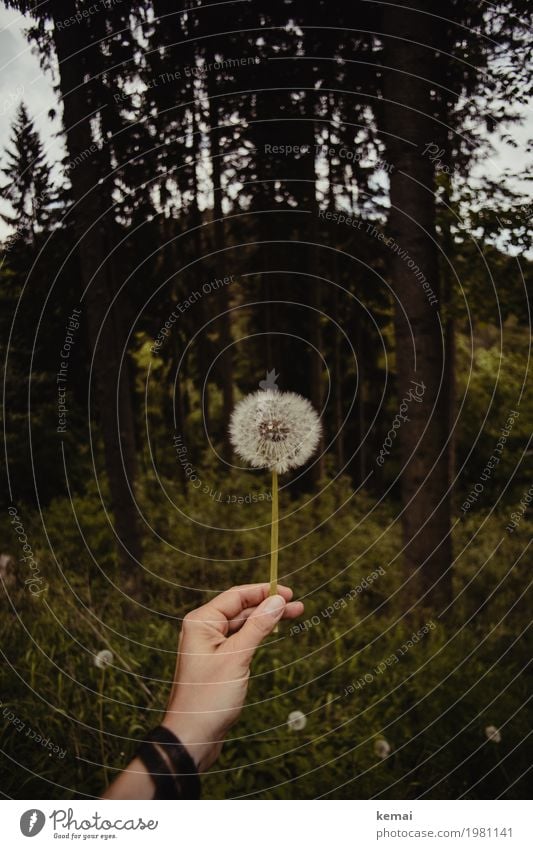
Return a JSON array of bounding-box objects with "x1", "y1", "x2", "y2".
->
[{"x1": 1, "y1": 101, "x2": 53, "y2": 247}]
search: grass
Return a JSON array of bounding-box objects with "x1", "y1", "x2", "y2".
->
[{"x1": 0, "y1": 471, "x2": 530, "y2": 799}]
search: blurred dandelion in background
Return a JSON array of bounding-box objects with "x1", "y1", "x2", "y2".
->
[
  {"x1": 287, "y1": 710, "x2": 307, "y2": 731},
  {"x1": 94, "y1": 649, "x2": 113, "y2": 669},
  {"x1": 374, "y1": 738, "x2": 392, "y2": 759},
  {"x1": 485, "y1": 725, "x2": 502, "y2": 743}
]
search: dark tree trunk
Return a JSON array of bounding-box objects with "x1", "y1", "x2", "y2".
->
[
  {"x1": 325, "y1": 112, "x2": 352, "y2": 478},
  {"x1": 208, "y1": 100, "x2": 234, "y2": 454},
  {"x1": 302, "y1": 121, "x2": 325, "y2": 483},
  {"x1": 440, "y1": 177, "x2": 457, "y2": 502},
  {"x1": 327, "y1": 145, "x2": 345, "y2": 472},
  {"x1": 445, "y1": 313, "x2": 456, "y2": 494},
  {"x1": 354, "y1": 311, "x2": 366, "y2": 486},
  {"x1": 379, "y1": 1, "x2": 453, "y2": 608},
  {"x1": 332, "y1": 281, "x2": 345, "y2": 470},
  {"x1": 52, "y1": 4, "x2": 142, "y2": 593},
  {"x1": 264, "y1": 271, "x2": 274, "y2": 370},
  {"x1": 190, "y1": 110, "x2": 211, "y2": 435}
]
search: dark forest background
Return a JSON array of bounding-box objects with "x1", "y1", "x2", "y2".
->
[{"x1": 0, "y1": 0, "x2": 531, "y2": 800}]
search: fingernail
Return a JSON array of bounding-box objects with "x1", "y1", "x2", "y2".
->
[{"x1": 263, "y1": 594, "x2": 285, "y2": 616}]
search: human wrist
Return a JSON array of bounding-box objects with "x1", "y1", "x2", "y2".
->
[{"x1": 160, "y1": 714, "x2": 213, "y2": 773}]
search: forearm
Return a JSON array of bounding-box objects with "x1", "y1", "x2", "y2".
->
[
  {"x1": 102, "y1": 757, "x2": 155, "y2": 800},
  {"x1": 100, "y1": 585, "x2": 300, "y2": 799}
]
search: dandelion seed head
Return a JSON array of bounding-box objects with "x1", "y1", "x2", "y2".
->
[
  {"x1": 374, "y1": 738, "x2": 392, "y2": 759},
  {"x1": 94, "y1": 649, "x2": 113, "y2": 669},
  {"x1": 485, "y1": 725, "x2": 501, "y2": 743},
  {"x1": 287, "y1": 710, "x2": 307, "y2": 731},
  {"x1": 229, "y1": 389, "x2": 322, "y2": 474}
]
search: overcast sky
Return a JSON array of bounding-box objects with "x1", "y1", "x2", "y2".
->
[{"x1": 1, "y1": 4, "x2": 532, "y2": 242}]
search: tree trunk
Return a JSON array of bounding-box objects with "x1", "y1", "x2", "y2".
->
[
  {"x1": 354, "y1": 311, "x2": 366, "y2": 485},
  {"x1": 379, "y1": 1, "x2": 453, "y2": 608},
  {"x1": 440, "y1": 176, "x2": 457, "y2": 502},
  {"x1": 326, "y1": 143, "x2": 345, "y2": 472},
  {"x1": 302, "y1": 120, "x2": 324, "y2": 482},
  {"x1": 190, "y1": 109, "x2": 211, "y2": 434},
  {"x1": 51, "y1": 4, "x2": 142, "y2": 593},
  {"x1": 208, "y1": 99, "x2": 234, "y2": 454},
  {"x1": 332, "y1": 281, "x2": 345, "y2": 470}
]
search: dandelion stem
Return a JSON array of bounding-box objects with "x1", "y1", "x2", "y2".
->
[{"x1": 270, "y1": 469, "x2": 279, "y2": 596}]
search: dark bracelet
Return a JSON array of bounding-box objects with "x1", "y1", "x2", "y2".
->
[{"x1": 135, "y1": 726, "x2": 201, "y2": 800}]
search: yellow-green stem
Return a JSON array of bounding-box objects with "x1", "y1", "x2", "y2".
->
[{"x1": 270, "y1": 469, "x2": 279, "y2": 633}]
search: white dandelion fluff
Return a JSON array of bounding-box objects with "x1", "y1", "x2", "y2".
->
[
  {"x1": 374, "y1": 738, "x2": 392, "y2": 759},
  {"x1": 229, "y1": 388, "x2": 322, "y2": 475},
  {"x1": 94, "y1": 649, "x2": 113, "y2": 669},
  {"x1": 287, "y1": 710, "x2": 307, "y2": 731},
  {"x1": 485, "y1": 725, "x2": 501, "y2": 743}
]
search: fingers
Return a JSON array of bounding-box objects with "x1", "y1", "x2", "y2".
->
[
  {"x1": 211, "y1": 584, "x2": 293, "y2": 620},
  {"x1": 227, "y1": 600, "x2": 304, "y2": 634},
  {"x1": 224, "y1": 594, "x2": 287, "y2": 656},
  {"x1": 187, "y1": 584, "x2": 294, "y2": 634},
  {"x1": 282, "y1": 600, "x2": 304, "y2": 620},
  {"x1": 227, "y1": 606, "x2": 255, "y2": 634}
]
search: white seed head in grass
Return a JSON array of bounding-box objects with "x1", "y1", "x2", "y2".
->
[
  {"x1": 374, "y1": 738, "x2": 392, "y2": 759},
  {"x1": 485, "y1": 725, "x2": 501, "y2": 743},
  {"x1": 94, "y1": 649, "x2": 113, "y2": 669},
  {"x1": 287, "y1": 710, "x2": 307, "y2": 731},
  {"x1": 229, "y1": 389, "x2": 322, "y2": 474}
]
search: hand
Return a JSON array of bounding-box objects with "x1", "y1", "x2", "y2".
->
[{"x1": 162, "y1": 583, "x2": 304, "y2": 772}]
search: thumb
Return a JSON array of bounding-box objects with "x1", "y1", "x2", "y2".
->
[{"x1": 230, "y1": 594, "x2": 286, "y2": 656}]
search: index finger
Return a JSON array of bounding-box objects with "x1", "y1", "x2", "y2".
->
[
  {"x1": 195, "y1": 583, "x2": 294, "y2": 627},
  {"x1": 209, "y1": 583, "x2": 293, "y2": 619}
]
